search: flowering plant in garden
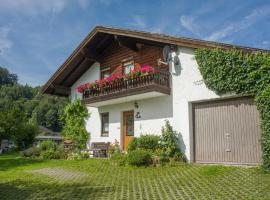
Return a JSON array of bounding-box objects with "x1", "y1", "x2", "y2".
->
[
  {"x1": 108, "y1": 139, "x2": 121, "y2": 155},
  {"x1": 76, "y1": 64, "x2": 156, "y2": 93}
]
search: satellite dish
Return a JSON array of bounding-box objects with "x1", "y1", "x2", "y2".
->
[
  {"x1": 173, "y1": 55, "x2": 180, "y2": 66},
  {"x1": 163, "y1": 45, "x2": 172, "y2": 63}
]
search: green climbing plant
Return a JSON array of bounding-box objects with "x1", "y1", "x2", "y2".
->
[
  {"x1": 61, "y1": 99, "x2": 90, "y2": 149},
  {"x1": 195, "y1": 48, "x2": 270, "y2": 170}
]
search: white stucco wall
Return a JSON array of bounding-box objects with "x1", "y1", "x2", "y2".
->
[
  {"x1": 70, "y1": 62, "x2": 100, "y2": 101},
  {"x1": 71, "y1": 47, "x2": 227, "y2": 160},
  {"x1": 85, "y1": 96, "x2": 173, "y2": 147},
  {"x1": 169, "y1": 47, "x2": 220, "y2": 159}
]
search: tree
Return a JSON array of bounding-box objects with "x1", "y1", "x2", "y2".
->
[
  {"x1": 61, "y1": 99, "x2": 90, "y2": 149},
  {"x1": 0, "y1": 66, "x2": 17, "y2": 85},
  {"x1": 0, "y1": 66, "x2": 68, "y2": 149},
  {"x1": 0, "y1": 108, "x2": 37, "y2": 149},
  {"x1": 30, "y1": 94, "x2": 67, "y2": 132}
]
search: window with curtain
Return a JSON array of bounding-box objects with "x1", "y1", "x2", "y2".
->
[
  {"x1": 101, "y1": 113, "x2": 109, "y2": 137},
  {"x1": 123, "y1": 60, "x2": 134, "y2": 74}
]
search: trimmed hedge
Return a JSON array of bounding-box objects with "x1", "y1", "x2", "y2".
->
[{"x1": 195, "y1": 48, "x2": 270, "y2": 170}]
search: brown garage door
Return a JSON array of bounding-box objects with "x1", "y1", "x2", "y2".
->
[{"x1": 193, "y1": 97, "x2": 261, "y2": 165}]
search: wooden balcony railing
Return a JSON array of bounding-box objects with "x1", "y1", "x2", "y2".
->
[{"x1": 82, "y1": 68, "x2": 171, "y2": 101}]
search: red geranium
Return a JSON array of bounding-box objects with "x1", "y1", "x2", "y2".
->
[
  {"x1": 77, "y1": 64, "x2": 156, "y2": 93},
  {"x1": 76, "y1": 84, "x2": 85, "y2": 93}
]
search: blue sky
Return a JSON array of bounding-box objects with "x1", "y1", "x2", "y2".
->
[{"x1": 0, "y1": 0, "x2": 269, "y2": 86}]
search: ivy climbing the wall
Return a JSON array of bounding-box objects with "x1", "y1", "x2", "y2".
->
[{"x1": 195, "y1": 48, "x2": 270, "y2": 170}]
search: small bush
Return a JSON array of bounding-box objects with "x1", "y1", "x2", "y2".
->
[
  {"x1": 80, "y1": 150, "x2": 90, "y2": 158},
  {"x1": 161, "y1": 120, "x2": 182, "y2": 157},
  {"x1": 54, "y1": 145, "x2": 69, "y2": 159},
  {"x1": 127, "y1": 138, "x2": 138, "y2": 152},
  {"x1": 39, "y1": 140, "x2": 56, "y2": 151},
  {"x1": 108, "y1": 140, "x2": 121, "y2": 156},
  {"x1": 110, "y1": 153, "x2": 126, "y2": 166},
  {"x1": 173, "y1": 152, "x2": 187, "y2": 162},
  {"x1": 127, "y1": 135, "x2": 160, "y2": 153},
  {"x1": 21, "y1": 147, "x2": 41, "y2": 157},
  {"x1": 137, "y1": 135, "x2": 160, "y2": 151},
  {"x1": 126, "y1": 150, "x2": 152, "y2": 166},
  {"x1": 40, "y1": 149, "x2": 58, "y2": 159},
  {"x1": 67, "y1": 152, "x2": 82, "y2": 160}
]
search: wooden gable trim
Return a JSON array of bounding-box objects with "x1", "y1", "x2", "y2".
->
[{"x1": 42, "y1": 26, "x2": 269, "y2": 96}]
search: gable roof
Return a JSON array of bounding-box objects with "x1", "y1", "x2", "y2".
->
[{"x1": 42, "y1": 26, "x2": 269, "y2": 96}]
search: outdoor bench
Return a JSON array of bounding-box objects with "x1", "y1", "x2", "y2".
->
[{"x1": 89, "y1": 142, "x2": 110, "y2": 158}]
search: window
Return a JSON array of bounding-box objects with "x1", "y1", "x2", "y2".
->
[
  {"x1": 101, "y1": 113, "x2": 109, "y2": 137},
  {"x1": 101, "y1": 68, "x2": 110, "y2": 79},
  {"x1": 123, "y1": 60, "x2": 134, "y2": 74}
]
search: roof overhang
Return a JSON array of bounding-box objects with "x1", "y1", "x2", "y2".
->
[{"x1": 42, "y1": 26, "x2": 269, "y2": 96}]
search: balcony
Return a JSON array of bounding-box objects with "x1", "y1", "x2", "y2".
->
[{"x1": 81, "y1": 68, "x2": 171, "y2": 107}]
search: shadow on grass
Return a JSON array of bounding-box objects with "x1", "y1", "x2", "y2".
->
[
  {"x1": 0, "y1": 154, "x2": 44, "y2": 171},
  {"x1": 0, "y1": 180, "x2": 114, "y2": 200}
]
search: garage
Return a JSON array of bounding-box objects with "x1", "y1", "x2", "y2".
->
[{"x1": 192, "y1": 97, "x2": 262, "y2": 165}]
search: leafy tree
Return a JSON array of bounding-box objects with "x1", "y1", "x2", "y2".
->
[
  {"x1": 0, "y1": 108, "x2": 37, "y2": 149},
  {"x1": 30, "y1": 94, "x2": 67, "y2": 132},
  {"x1": 61, "y1": 99, "x2": 89, "y2": 149},
  {"x1": 0, "y1": 66, "x2": 67, "y2": 150},
  {"x1": 0, "y1": 66, "x2": 17, "y2": 85}
]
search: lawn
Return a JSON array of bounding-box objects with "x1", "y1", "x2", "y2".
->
[{"x1": 0, "y1": 153, "x2": 269, "y2": 200}]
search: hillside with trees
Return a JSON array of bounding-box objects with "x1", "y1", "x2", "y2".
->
[{"x1": 0, "y1": 66, "x2": 68, "y2": 149}]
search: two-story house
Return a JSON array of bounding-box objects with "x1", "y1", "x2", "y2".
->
[{"x1": 42, "y1": 26, "x2": 264, "y2": 165}]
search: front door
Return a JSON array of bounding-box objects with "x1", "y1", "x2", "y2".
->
[{"x1": 122, "y1": 111, "x2": 134, "y2": 150}]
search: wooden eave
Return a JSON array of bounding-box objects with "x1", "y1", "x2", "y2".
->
[{"x1": 42, "y1": 26, "x2": 270, "y2": 96}]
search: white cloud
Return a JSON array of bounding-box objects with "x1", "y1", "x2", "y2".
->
[
  {"x1": 126, "y1": 15, "x2": 147, "y2": 28},
  {"x1": 0, "y1": 26, "x2": 12, "y2": 54},
  {"x1": 180, "y1": 15, "x2": 196, "y2": 34},
  {"x1": 179, "y1": 15, "x2": 205, "y2": 38},
  {"x1": 206, "y1": 6, "x2": 270, "y2": 41},
  {"x1": 0, "y1": 0, "x2": 66, "y2": 16}
]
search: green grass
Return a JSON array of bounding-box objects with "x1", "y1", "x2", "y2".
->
[{"x1": 0, "y1": 153, "x2": 270, "y2": 199}]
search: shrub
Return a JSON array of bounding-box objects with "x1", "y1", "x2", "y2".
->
[
  {"x1": 54, "y1": 144, "x2": 68, "y2": 159},
  {"x1": 173, "y1": 152, "x2": 187, "y2": 162},
  {"x1": 110, "y1": 153, "x2": 127, "y2": 166},
  {"x1": 127, "y1": 135, "x2": 160, "y2": 153},
  {"x1": 67, "y1": 152, "x2": 82, "y2": 160},
  {"x1": 61, "y1": 99, "x2": 90, "y2": 149},
  {"x1": 40, "y1": 149, "x2": 57, "y2": 159},
  {"x1": 127, "y1": 138, "x2": 138, "y2": 152},
  {"x1": 137, "y1": 135, "x2": 160, "y2": 151},
  {"x1": 126, "y1": 149, "x2": 152, "y2": 166},
  {"x1": 108, "y1": 139, "x2": 121, "y2": 156},
  {"x1": 161, "y1": 120, "x2": 182, "y2": 158},
  {"x1": 152, "y1": 155, "x2": 170, "y2": 166},
  {"x1": 39, "y1": 140, "x2": 56, "y2": 151},
  {"x1": 80, "y1": 150, "x2": 90, "y2": 158},
  {"x1": 255, "y1": 86, "x2": 270, "y2": 170},
  {"x1": 21, "y1": 147, "x2": 40, "y2": 157}
]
